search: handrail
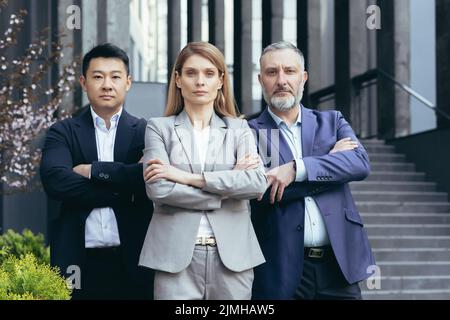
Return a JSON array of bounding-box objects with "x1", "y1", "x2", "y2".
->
[
  {"x1": 352, "y1": 69, "x2": 450, "y2": 121},
  {"x1": 376, "y1": 69, "x2": 450, "y2": 121},
  {"x1": 309, "y1": 68, "x2": 450, "y2": 122}
]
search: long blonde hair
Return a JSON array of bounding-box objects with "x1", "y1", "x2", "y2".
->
[{"x1": 165, "y1": 42, "x2": 238, "y2": 118}]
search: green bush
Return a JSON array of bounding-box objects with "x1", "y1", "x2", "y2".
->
[
  {"x1": 0, "y1": 253, "x2": 71, "y2": 300},
  {"x1": 0, "y1": 229, "x2": 50, "y2": 264}
]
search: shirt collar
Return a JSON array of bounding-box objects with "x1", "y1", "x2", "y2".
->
[
  {"x1": 90, "y1": 106, "x2": 123, "y2": 132},
  {"x1": 267, "y1": 105, "x2": 302, "y2": 128}
]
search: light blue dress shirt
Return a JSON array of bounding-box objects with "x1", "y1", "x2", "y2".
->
[{"x1": 267, "y1": 106, "x2": 330, "y2": 247}]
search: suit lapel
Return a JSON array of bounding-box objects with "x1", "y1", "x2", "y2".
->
[
  {"x1": 174, "y1": 110, "x2": 202, "y2": 174},
  {"x1": 204, "y1": 112, "x2": 227, "y2": 172},
  {"x1": 301, "y1": 105, "x2": 317, "y2": 157},
  {"x1": 114, "y1": 110, "x2": 136, "y2": 162},
  {"x1": 74, "y1": 107, "x2": 98, "y2": 163},
  {"x1": 256, "y1": 107, "x2": 294, "y2": 166}
]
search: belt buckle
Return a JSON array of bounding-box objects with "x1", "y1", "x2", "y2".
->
[
  {"x1": 196, "y1": 236, "x2": 216, "y2": 246},
  {"x1": 308, "y1": 248, "x2": 324, "y2": 258}
]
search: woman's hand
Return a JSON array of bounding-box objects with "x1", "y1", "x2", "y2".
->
[
  {"x1": 144, "y1": 159, "x2": 191, "y2": 184},
  {"x1": 233, "y1": 154, "x2": 261, "y2": 170}
]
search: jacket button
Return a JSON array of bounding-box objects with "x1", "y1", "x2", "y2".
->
[
  {"x1": 104, "y1": 174, "x2": 109, "y2": 179},
  {"x1": 297, "y1": 225, "x2": 303, "y2": 231},
  {"x1": 99, "y1": 173, "x2": 104, "y2": 178}
]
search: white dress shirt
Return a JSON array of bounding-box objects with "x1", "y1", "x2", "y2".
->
[
  {"x1": 193, "y1": 125, "x2": 215, "y2": 238},
  {"x1": 267, "y1": 106, "x2": 330, "y2": 247},
  {"x1": 84, "y1": 107, "x2": 122, "y2": 248}
]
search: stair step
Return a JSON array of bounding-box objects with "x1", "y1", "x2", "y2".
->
[
  {"x1": 361, "y1": 289, "x2": 450, "y2": 300},
  {"x1": 352, "y1": 191, "x2": 448, "y2": 202},
  {"x1": 364, "y1": 145, "x2": 396, "y2": 153},
  {"x1": 350, "y1": 181, "x2": 436, "y2": 192},
  {"x1": 361, "y1": 213, "x2": 450, "y2": 224},
  {"x1": 370, "y1": 162, "x2": 415, "y2": 172},
  {"x1": 369, "y1": 236, "x2": 450, "y2": 248},
  {"x1": 368, "y1": 153, "x2": 406, "y2": 162},
  {"x1": 366, "y1": 224, "x2": 450, "y2": 236},
  {"x1": 372, "y1": 248, "x2": 450, "y2": 261},
  {"x1": 376, "y1": 261, "x2": 450, "y2": 276},
  {"x1": 357, "y1": 201, "x2": 450, "y2": 213},
  {"x1": 360, "y1": 139, "x2": 386, "y2": 146},
  {"x1": 366, "y1": 172, "x2": 426, "y2": 182}
]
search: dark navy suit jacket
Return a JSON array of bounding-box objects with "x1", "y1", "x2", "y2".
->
[
  {"x1": 248, "y1": 106, "x2": 375, "y2": 300},
  {"x1": 40, "y1": 107, "x2": 153, "y2": 298}
]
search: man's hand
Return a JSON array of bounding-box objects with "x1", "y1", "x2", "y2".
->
[
  {"x1": 73, "y1": 164, "x2": 92, "y2": 179},
  {"x1": 233, "y1": 154, "x2": 261, "y2": 170},
  {"x1": 329, "y1": 137, "x2": 358, "y2": 154},
  {"x1": 261, "y1": 161, "x2": 296, "y2": 204},
  {"x1": 144, "y1": 159, "x2": 191, "y2": 185}
]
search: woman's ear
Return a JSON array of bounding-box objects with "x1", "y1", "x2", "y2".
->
[
  {"x1": 175, "y1": 71, "x2": 181, "y2": 88},
  {"x1": 218, "y1": 72, "x2": 224, "y2": 89}
]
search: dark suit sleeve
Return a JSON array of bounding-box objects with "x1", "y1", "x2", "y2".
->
[
  {"x1": 40, "y1": 122, "x2": 122, "y2": 208},
  {"x1": 257, "y1": 181, "x2": 332, "y2": 205},
  {"x1": 302, "y1": 111, "x2": 370, "y2": 184}
]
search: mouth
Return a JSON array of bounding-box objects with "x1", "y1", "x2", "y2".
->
[
  {"x1": 99, "y1": 95, "x2": 114, "y2": 100},
  {"x1": 193, "y1": 91, "x2": 208, "y2": 95},
  {"x1": 274, "y1": 90, "x2": 292, "y2": 96}
]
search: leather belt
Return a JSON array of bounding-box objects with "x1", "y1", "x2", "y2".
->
[{"x1": 304, "y1": 246, "x2": 332, "y2": 259}]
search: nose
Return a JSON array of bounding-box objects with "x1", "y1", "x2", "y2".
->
[
  {"x1": 102, "y1": 76, "x2": 113, "y2": 91},
  {"x1": 196, "y1": 73, "x2": 205, "y2": 87},
  {"x1": 276, "y1": 70, "x2": 287, "y2": 87}
]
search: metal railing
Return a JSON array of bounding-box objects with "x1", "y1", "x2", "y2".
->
[{"x1": 309, "y1": 68, "x2": 450, "y2": 138}]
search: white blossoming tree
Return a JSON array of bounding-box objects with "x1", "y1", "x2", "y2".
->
[{"x1": 0, "y1": 0, "x2": 79, "y2": 193}]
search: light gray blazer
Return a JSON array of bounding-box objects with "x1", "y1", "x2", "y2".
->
[{"x1": 138, "y1": 110, "x2": 267, "y2": 273}]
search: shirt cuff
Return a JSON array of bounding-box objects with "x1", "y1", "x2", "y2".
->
[{"x1": 295, "y1": 158, "x2": 307, "y2": 182}]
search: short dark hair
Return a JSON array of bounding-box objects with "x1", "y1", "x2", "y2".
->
[{"x1": 82, "y1": 43, "x2": 130, "y2": 77}]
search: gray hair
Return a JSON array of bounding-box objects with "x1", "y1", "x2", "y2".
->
[{"x1": 260, "y1": 41, "x2": 306, "y2": 70}]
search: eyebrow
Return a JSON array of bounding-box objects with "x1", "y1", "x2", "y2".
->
[
  {"x1": 91, "y1": 70, "x2": 124, "y2": 74},
  {"x1": 184, "y1": 67, "x2": 217, "y2": 72}
]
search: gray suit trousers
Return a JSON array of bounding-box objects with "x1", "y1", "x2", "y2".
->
[{"x1": 154, "y1": 245, "x2": 254, "y2": 300}]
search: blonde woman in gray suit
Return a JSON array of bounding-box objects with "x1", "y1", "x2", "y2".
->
[{"x1": 138, "y1": 42, "x2": 267, "y2": 300}]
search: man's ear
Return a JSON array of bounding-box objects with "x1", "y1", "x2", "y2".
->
[
  {"x1": 258, "y1": 73, "x2": 262, "y2": 85},
  {"x1": 302, "y1": 71, "x2": 308, "y2": 85},
  {"x1": 79, "y1": 75, "x2": 86, "y2": 91},
  {"x1": 126, "y1": 74, "x2": 132, "y2": 91}
]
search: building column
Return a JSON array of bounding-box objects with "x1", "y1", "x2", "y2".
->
[
  {"x1": 297, "y1": 0, "x2": 309, "y2": 106},
  {"x1": 376, "y1": 0, "x2": 395, "y2": 139},
  {"x1": 168, "y1": 0, "x2": 182, "y2": 82},
  {"x1": 394, "y1": 0, "x2": 411, "y2": 137},
  {"x1": 436, "y1": 0, "x2": 450, "y2": 128},
  {"x1": 262, "y1": 0, "x2": 283, "y2": 49},
  {"x1": 334, "y1": 0, "x2": 351, "y2": 120},
  {"x1": 188, "y1": 0, "x2": 202, "y2": 42},
  {"x1": 233, "y1": 0, "x2": 252, "y2": 114},
  {"x1": 208, "y1": 0, "x2": 225, "y2": 54}
]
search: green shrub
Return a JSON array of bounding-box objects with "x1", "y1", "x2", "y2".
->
[
  {"x1": 0, "y1": 229, "x2": 50, "y2": 264},
  {"x1": 0, "y1": 253, "x2": 71, "y2": 300}
]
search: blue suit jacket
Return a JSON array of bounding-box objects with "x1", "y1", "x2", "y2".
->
[
  {"x1": 248, "y1": 106, "x2": 375, "y2": 300},
  {"x1": 40, "y1": 107, "x2": 154, "y2": 298}
]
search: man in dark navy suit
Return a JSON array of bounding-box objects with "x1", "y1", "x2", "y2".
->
[
  {"x1": 40, "y1": 43, "x2": 153, "y2": 299},
  {"x1": 249, "y1": 41, "x2": 375, "y2": 300}
]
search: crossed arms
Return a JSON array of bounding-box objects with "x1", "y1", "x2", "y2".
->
[
  {"x1": 40, "y1": 121, "x2": 146, "y2": 210},
  {"x1": 142, "y1": 119, "x2": 267, "y2": 210}
]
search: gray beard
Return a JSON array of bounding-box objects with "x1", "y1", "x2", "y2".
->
[{"x1": 263, "y1": 88, "x2": 304, "y2": 111}]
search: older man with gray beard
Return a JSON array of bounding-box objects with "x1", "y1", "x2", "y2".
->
[{"x1": 248, "y1": 41, "x2": 375, "y2": 300}]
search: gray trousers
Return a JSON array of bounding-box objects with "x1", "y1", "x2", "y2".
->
[{"x1": 154, "y1": 245, "x2": 254, "y2": 300}]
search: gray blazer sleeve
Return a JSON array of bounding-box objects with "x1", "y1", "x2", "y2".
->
[
  {"x1": 143, "y1": 119, "x2": 223, "y2": 210},
  {"x1": 202, "y1": 120, "x2": 268, "y2": 199}
]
